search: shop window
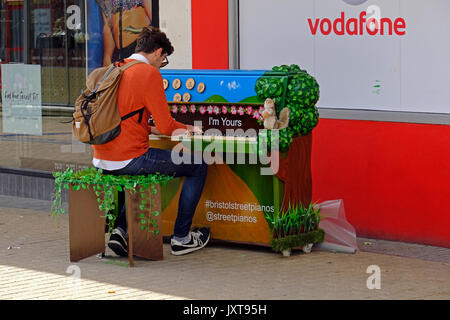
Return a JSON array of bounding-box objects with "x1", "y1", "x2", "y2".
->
[
  {"x1": 0, "y1": 0, "x2": 159, "y2": 176},
  {"x1": 0, "y1": 0, "x2": 92, "y2": 174}
]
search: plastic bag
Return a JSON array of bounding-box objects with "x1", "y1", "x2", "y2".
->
[{"x1": 315, "y1": 199, "x2": 359, "y2": 253}]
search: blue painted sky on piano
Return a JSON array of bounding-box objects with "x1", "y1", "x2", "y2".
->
[{"x1": 160, "y1": 69, "x2": 267, "y2": 104}]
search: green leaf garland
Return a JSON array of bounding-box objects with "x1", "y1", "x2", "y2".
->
[{"x1": 52, "y1": 167, "x2": 173, "y2": 236}]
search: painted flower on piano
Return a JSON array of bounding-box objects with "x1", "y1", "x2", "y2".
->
[
  {"x1": 231, "y1": 105, "x2": 237, "y2": 115},
  {"x1": 199, "y1": 106, "x2": 206, "y2": 114},
  {"x1": 238, "y1": 106, "x2": 244, "y2": 115},
  {"x1": 253, "y1": 111, "x2": 261, "y2": 120},
  {"x1": 246, "y1": 106, "x2": 253, "y2": 115},
  {"x1": 207, "y1": 105, "x2": 213, "y2": 114},
  {"x1": 190, "y1": 105, "x2": 196, "y2": 113},
  {"x1": 221, "y1": 105, "x2": 228, "y2": 114},
  {"x1": 171, "y1": 105, "x2": 178, "y2": 114},
  {"x1": 180, "y1": 105, "x2": 188, "y2": 114},
  {"x1": 213, "y1": 105, "x2": 220, "y2": 115}
]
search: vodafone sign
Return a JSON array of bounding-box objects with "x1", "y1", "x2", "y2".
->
[
  {"x1": 308, "y1": 9, "x2": 406, "y2": 36},
  {"x1": 239, "y1": 0, "x2": 450, "y2": 114}
]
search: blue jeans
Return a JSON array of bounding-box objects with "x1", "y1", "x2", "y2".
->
[{"x1": 102, "y1": 147, "x2": 208, "y2": 238}]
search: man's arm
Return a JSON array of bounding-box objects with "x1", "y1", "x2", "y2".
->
[
  {"x1": 149, "y1": 124, "x2": 202, "y2": 136},
  {"x1": 142, "y1": 68, "x2": 188, "y2": 136}
]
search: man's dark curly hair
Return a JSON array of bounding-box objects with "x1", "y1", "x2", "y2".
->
[{"x1": 135, "y1": 26, "x2": 174, "y2": 56}]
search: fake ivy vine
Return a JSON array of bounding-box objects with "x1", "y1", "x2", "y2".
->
[{"x1": 52, "y1": 167, "x2": 173, "y2": 237}]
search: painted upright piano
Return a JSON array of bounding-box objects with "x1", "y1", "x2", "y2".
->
[{"x1": 152, "y1": 68, "x2": 318, "y2": 246}]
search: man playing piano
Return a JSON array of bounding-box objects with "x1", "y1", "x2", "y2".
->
[{"x1": 92, "y1": 26, "x2": 210, "y2": 256}]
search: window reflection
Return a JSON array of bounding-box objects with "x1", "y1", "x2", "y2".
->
[{"x1": 0, "y1": 0, "x2": 92, "y2": 173}]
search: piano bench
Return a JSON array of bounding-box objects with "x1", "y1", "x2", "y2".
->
[{"x1": 53, "y1": 170, "x2": 172, "y2": 267}]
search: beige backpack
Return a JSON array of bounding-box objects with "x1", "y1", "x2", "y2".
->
[{"x1": 72, "y1": 60, "x2": 144, "y2": 145}]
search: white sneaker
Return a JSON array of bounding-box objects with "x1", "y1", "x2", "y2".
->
[{"x1": 170, "y1": 227, "x2": 210, "y2": 256}]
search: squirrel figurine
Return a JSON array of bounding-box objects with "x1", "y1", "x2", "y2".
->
[{"x1": 262, "y1": 98, "x2": 290, "y2": 130}]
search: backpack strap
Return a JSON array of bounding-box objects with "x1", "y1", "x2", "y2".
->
[
  {"x1": 118, "y1": 60, "x2": 144, "y2": 71},
  {"x1": 80, "y1": 99, "x2": 94, "y2": 141},
  {"x1": 121, "y1": 107, "x2": 145, "y2": 123}
]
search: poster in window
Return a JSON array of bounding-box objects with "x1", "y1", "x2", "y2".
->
[{"x1": 87, "y1": 0, "x2": 159, "y2": 73}]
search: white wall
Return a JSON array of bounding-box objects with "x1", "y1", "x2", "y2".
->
[
  {"x1": 159, "y1": 0, "x2": 192, "y2": 69},
  {"x1": 239, "y1": 0, "x2": 450, "y2": 114}
]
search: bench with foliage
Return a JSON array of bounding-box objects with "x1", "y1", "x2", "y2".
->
[{"x1": 52, "y1": 167, "x2": 173, "y2": 266}]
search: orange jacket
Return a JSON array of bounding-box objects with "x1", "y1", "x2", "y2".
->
[{"x1": 92, "y1": 59, "x2": 187, "y2": 161}]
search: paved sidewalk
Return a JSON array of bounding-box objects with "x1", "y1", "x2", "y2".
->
[{"x1": 0, "y1": 196, "x2": 449, "y2": 300}]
